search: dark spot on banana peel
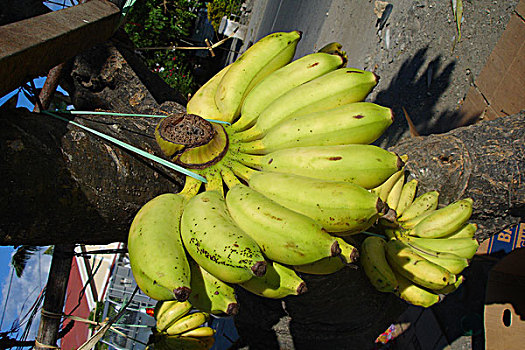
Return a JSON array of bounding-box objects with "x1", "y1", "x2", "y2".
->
[
  {"x1": 353, "y1": 114, "x2": 365, "y2": 119},
  {"x1": 307, "y1": 62, "x2": 320, "y2": 68},
  {"x1": 346, "y1": 70, "x2": 364, "y2": 74},
  {"x1": 330, "y1": 241, "x2": 342, "y2": 256},
  {"x1": 227, "y1": 303, "x2": 240, "y2": 316},
  {"x1": 396, "y1": 154, "x2": 405, "y2": 168},
  {"x1": 350, "y1": 248, "x2": 359, "y2": 263},
  {"x1": 174, "y1": 286, "x2": 191, "y2": 302},
  {"x1": 328, "y1": 156, "x2": 342, "y2": 161},
  {"x1": 251, "y1": 261, "x2": 267, "y2": 277},
  {"x1": 296, "y1": 282, "x2": 308, "y2": 295}
]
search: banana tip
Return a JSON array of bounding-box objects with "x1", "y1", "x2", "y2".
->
[
  {"x1": 251, "y1": 260, "x2": 267, "y2": 277},
  {"x1": 331, "y1": 240, "x2": 342, "y2": 257},
  {"x1": 350, "y1": 248, "x2": 360, "y2": 263},
  {"x1": 174, "y1": 287, "x2": 191, "y2": 302},
  {"x1": 227, "y1": 303, "x2": 240, "y2": 316},
  {"x1": 296, "y1": 282, "x2": 308, "y2": 295}
]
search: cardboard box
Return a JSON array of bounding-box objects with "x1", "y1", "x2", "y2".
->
[
  {"x1": 477, "y1": 222, "x2": 525, "y2": 255},
  {"x1": 459, "y1": 0, "x2": 525, "y2": 125},
  {"x1": 484, "y1": 247, "x2": 525, "y2": 349}
]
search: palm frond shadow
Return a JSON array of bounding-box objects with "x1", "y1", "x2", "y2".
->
[{"x1": 373, "y1": 47, "x2": 458, "y2": 148}]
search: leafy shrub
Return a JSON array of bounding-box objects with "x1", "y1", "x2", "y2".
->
[{"x1": 206, "y1": 0, "x2": 243, "y2": 32}]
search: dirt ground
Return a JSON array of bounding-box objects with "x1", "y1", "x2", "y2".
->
[{"x1": 225, "y1": 1, "x2": 521, "y2": 349}]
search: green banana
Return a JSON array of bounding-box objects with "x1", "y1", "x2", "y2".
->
[
  {"x1": 399, "y1": 210, "x2": 435, "y2": 230},
  {"x1": 246, "y1": 171, "x2": 388, "y2": 234},
  {"x1": 215, "y1": 31, "x2": 301, "y2": 121},
  {"x1": 188, "y1": 260, "x2": 239, "y2": 316},
  {"x1": 401, "y1": 236, "x2": 479, "y2": 259},
  {"x1": 128, "y1": 193, "x2": 191, "y2": 301},
  {"x1": 386, "y1": 171, "x2": 405, "y2": 211},
  {"x1": 293, "y1": 237, "x2": 358, "y2": 275},
  {"x1": 233, "y1": 102, "x2": 393, "y2": 155},
  {"x1": 394, "y1": 271, "x2": 442, "y2": 308},
  {"x1": 394, "y1": 179, "x2": 418, "y2": 216},
  {"x1": 231, "y1": 144, "x2": 403, "y2": 189},
  {"x1": 164, "y1": 312, "x2": 210, "y2": 336},
  {"x1": 385, "y1": 239, "x2": 455, "y2": 290},
  {"x1": 434, "y1": 275, "x2": 465, "y2": 295},
  {"x1": 225, "y1": 183, "x2": 341, "y2": 265},
  {"x1": 186, "y1": 64, "x2": 231, "y2": 122},
  {"x1": 360, "y1": 236, "x2": 398, "y2": 293},
  {"x1": 442, "y1": 223, "x2": 477, "y2": 239},
  {"x1": 411, "y1": 198, "x2": 473, "y2": 238},
  {"x1": 231, "y1": 69, "x2": 379, "y2": 142},
  {"x1": 403, "y1": 241, "x2": 469, "y2": 275},
  {"x1": 156, "y1": 301, "x2": 193, "y2": 332},
  {"x1": 239, "y1": 260, "x2": 307, "y2": 298},
  {"x1": 132, "y1": 266, "x2": 175, "y2": 301},
  {"x1": 181, "y1": 190, "x2": 266, "y2": 284},
  {"x1": 397, "y1": 190, "x2": 439, "y2": 222},
  {"x1": 232, "y1": 51, "x2": 345, "y2": 132}
]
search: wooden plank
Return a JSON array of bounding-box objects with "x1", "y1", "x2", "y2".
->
[{"x1": 0, "y1": 0, "x2": 120, "y2": 96}]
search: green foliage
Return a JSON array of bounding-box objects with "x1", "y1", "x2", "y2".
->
[
  {"x1": 207, "y1": 0, "x2": 243, "y2": 32},
  {"x1": 11, "y1": 245, "x2": 40, "y2": 278},
  {"x1": 124, "y1": 0, "x2": 203, "y2": 96}
]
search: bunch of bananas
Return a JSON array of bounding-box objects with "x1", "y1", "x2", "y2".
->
[
  {"x1": 361, "y1": 170, "x2": 479, "y2": 307},
  {"x1": 147, "y1": 300, "x2": 215, "y2": 349},
  {"x1": 128, "y1": 30, "x2": 478, "y2": 342}
]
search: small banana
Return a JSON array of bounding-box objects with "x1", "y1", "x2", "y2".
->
[
  {"x1": 156, "y1": 301, "x2": 193, "y2": 332},
  {"x1": 397, "y1": 190, "x2": 439, "y2": 222},
  {"x1": 370, "y1": 168, "x2": 405, "y2": 203},
  {"x1": 401, "y1": 236, "x2": 479, "y2": 260},
  {"x1": 360, "y1": 236, "x2": 398, "y2": 293},
  {"x1": 215, "y1": 31, "x2": 301, "y2": 121},
  {"x1": 293, "y1": 237, "x2": 358, "y2": 275},
  {"x1": 188, "y1": 260, "x2": 239, "y2": 316},
  {"x1": 225, "y1": 183, "x2": 341, "y2": 265},
  {"x1": 232, "y1": 51, "x2": 345, "y2": 132},
  {"x1": 385, "y1": 239, "x2": 455, "y2": 290},
  {"x1": 180, "y1": 326, "x2": 216, "y2": 338},
  {"x1": 411, "y1": 198, "x2": 473, "y2": 238},
  {"x1": 128, "y1": 194, "x2": 191, "y2": 301},
  {"x1": 442, "y1": 223, "x2": 477, "y2": 239},
  {"x1": 232, "y1": 144, "x2": 403, "y2": 189},
  {"x1": 164, "y1": 312, "x2": 210, "y2": 336},
  {"x1": 317, "y1": 42, "x2": 347, "y2": 62},
  {"x1": 231, "y1": 68, "x2": 379, "y2": 142},
  {"x1": 394, "y1": 271, "x2": 442, "y2": 308},
  {"x1": 239, "y1": 260, "x2": 307, "y2": 298},
  {"x1": 181, "y1": 190, "x2": 267, "y2": 284},
  {"x1": 246, "y1": 171, "x2": 388, "y2": 234},
  {"x1": 434, "y1": 275, "x2": 465, "y2": 295},
  {"x1": 386, "y1": 171, "x2": 405, "y2": 211},
  {"x1": 202, "y1": 166, "x2": 224, "y2": 198},
  {"x1": 394, "y1": 179, "x2": 418, "y2": 216},
  {"x1": 187, "y1": 64, "x2": 231, "y2": 122},
  {"x1": 403, "y1": 241, "x2": 469, "y2": 275},
  {"x1": 233, "y1": 102, "x2": 392, "y2": 154}
]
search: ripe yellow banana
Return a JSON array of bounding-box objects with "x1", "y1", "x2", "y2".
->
[
  {"x1": 231, "y1": 68, "x2": 379, "y2": 142},
  {"x1": 156, "y1": 301, "x2": 193, "y2": 332},
  {"x1": 231, "y1": 144, "x2": 403, "y2": 189},
  {"x1": 386, "y1": 171, "x2": 405, "y2": 211},
  {"x1": 411, "y1": 198, "x2": 473, "y2": 238},
  {"x1": 401, "y1": 236, "x2": 479, "y2": 259},
  {"x1": 385, "y1": 239, "x2": 455, "y2": 290},
  {"x1": 238, "y1": 260, "x2": 307, "y2": 298},
  {"x1": 397, "y1": 190, "x2": 439, "y2": 222},
  {"x1": 293, "y1": 237, "x2": 358, "y2": 275},
  {"x1": 225, "y1": 183, "x2": 341, "y2": 265},
  {"x1": 215, "y1": 31, "x2": 301, "y2": 121},
  {"x1": 360, "y1": 236, "x2": 398, "y2": 293},
  {"x1": 399, "y1": 210, "x2": 435, "y2": 230},
  {"x1": 232, "y1": 51, "x2": 345, "y2": 132},
  {"x1": 180, "y1": 326, "x2": 216, "y2": 338},
  {"x1": 186, "y1": 64, "x2": 231, "y2": 122},
  {"x1": 181, "y1": 190, "x2": 266, "y2": 284},
  {"x1": 370, "y1": 168, "x2": 404, "y2": 203},
  {"x1": 164, "y1": 312, "x2": 210, "y2": 336},
  {"x1": 246, "y1": 171, "x2": 387, "y2": 234},
  {"x1": 128, "y1": 194, "x2": 191, "y2": 301},
  {"x1": 394, "y1": 179, "x2": 418, "y2": 216},
  {"x1": 394, "y1": 271, "x2": 442, "y2": 308},
  {"x1": 188, "y1": 260, "x2": 239, "y2": 316}
]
